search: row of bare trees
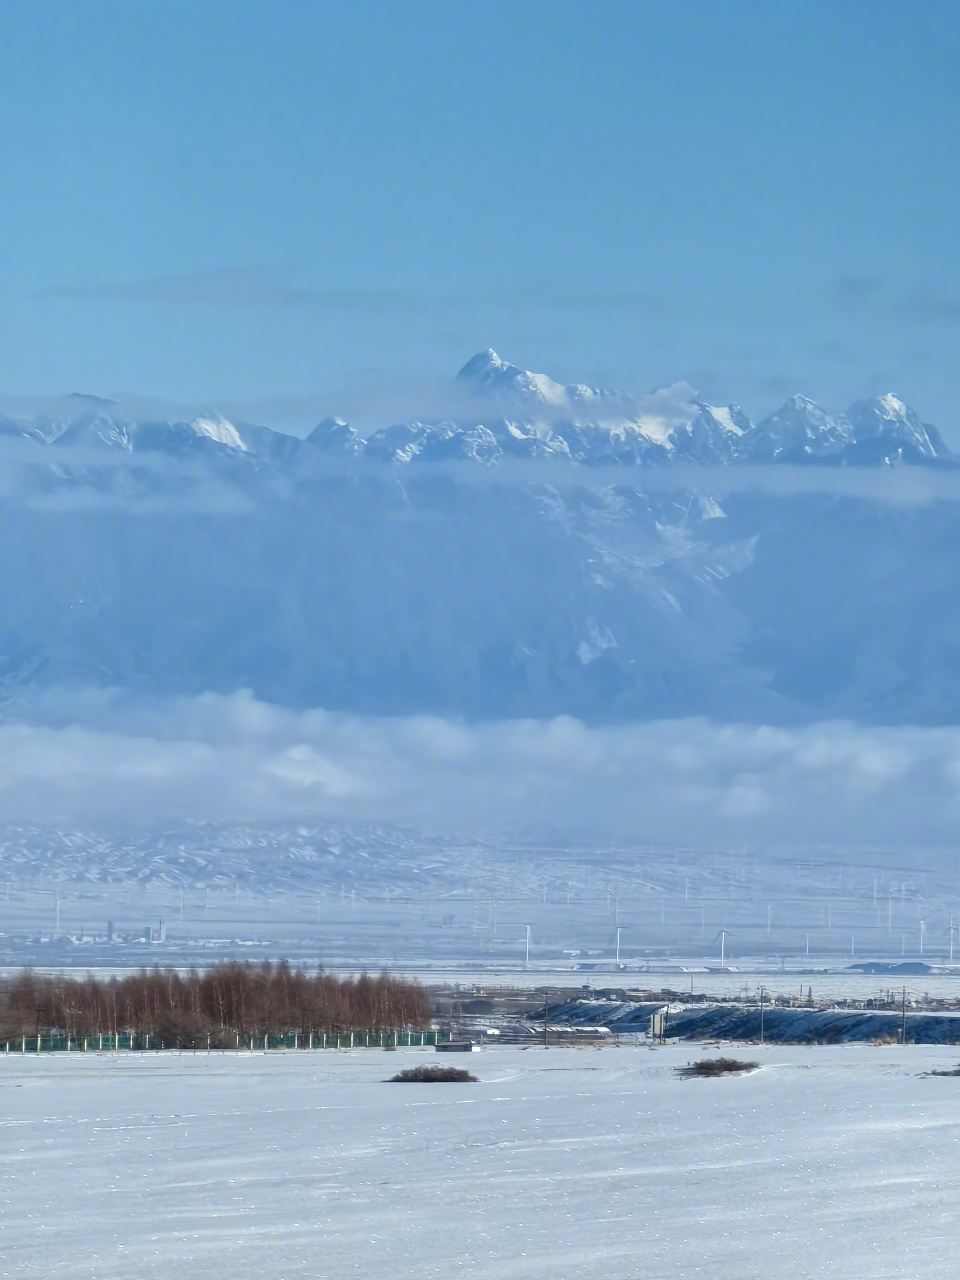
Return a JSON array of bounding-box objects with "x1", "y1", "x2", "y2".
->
[{"x1": 0, "y1": 962, "x2": 431, "y2": 1046}]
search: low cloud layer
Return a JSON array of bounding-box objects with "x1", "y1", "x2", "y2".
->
[
  {"x1": 3, "y1": 689, "x2": 960, "y2": 851},
  {"x1": 1, "y1": 419, "x2": 959, "y2": 513}
]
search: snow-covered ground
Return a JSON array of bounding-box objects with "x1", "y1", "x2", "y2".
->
[{"x1": 4, "y1": 1044, "x2": 960, "y2": 1277}]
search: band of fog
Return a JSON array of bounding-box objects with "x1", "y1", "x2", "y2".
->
[
  {"x1": 1, "y1": 432, "x2": 958, "y2": 510},
  {"x1": 2, "y1": 690, "x2": 960, "y2": 847}
]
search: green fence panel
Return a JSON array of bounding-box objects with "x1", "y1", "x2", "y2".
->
[{"x1": 7, "y1": 1025, "x2": 446, "y2": 1054}]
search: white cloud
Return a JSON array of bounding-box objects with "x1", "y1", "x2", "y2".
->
[{"x1": 2, "y1": 689, "x2": 960, "y2": 851}]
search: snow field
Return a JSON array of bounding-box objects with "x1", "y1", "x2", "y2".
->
[{"x1": 3, "y1": 1043, "x2": 960, "y2": 1278}]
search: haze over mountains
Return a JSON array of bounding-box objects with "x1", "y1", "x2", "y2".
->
[{"x1": 0, "y1": 351, "x2": 957, "y2": 727}]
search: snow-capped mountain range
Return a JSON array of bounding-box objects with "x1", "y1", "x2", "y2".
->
[
  {"x1": 0, "y1": 351, "x2": 959, "y2": 729},
  {"x1": 0, "y1": 350, "x2": 952, "y2": 471}
]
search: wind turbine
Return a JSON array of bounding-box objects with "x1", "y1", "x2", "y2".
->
[{"x1": 713, "y1": 929, "x2": 729, "y2": 970}]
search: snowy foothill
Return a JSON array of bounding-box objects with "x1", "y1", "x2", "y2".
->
[{"x1": 4, "y1": 1044, "x2": 960, "y2": 1277}]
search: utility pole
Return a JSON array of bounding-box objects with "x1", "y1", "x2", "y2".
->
[
  {"x1": 901, "y1": 986, "x2": 907, "y2": 1045},
  {"x1": 759, "y1": 986, "x2": 765, "y2": 1044}
]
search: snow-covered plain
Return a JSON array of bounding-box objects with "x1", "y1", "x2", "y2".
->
[
  {"x1": 4, "y1": 1045, "x2": 960, "y2": 1278},
  {"x1": 5, "y1": 825, "x2": 958, "y2": 971}
]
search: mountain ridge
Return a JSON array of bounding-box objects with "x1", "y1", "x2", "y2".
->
[
  {"x1": 0, "y1": 350, "x2": 953, "y2": 473},
  {"x1": 0, "y1": 351, "x2": 955, "y2": 727}
]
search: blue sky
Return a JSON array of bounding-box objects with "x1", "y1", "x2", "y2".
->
[{"x1": 1, "y1": 0, "x2": 958, "y2": 432}]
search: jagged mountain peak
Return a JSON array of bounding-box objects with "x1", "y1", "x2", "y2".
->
[
  {"x1": 873, "y1": 392, "x2": 911, "y2": 418},
  {"x1": 747, "y1": 395, "x2": 853, "y2": 463},
  {"x1": 784, "y1": 393, "x2": 821, "y2": 411},
  {"x1": 458, "y1": 347, "x2": 571, "y2": 407},
  {"x1": 457, "y1": 348, "x2": 512, "y2": 381},
  {"x1": 185, "y1": 413, "x2": 247, "y2": 451},
  {"x1": 306, "y1": 416, "x2": 363, "y2": 455},
  {"x1": 847, "y1": 392, "x2": 917, "y2": 424},
  {"x1": 839, "y1": 395, "x2": 944, "y2": 464}
]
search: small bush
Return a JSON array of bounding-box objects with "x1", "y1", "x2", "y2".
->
[
  {"x1": 389, "y1": 1065, "x2": 477, "y2": 1082},
  {"x1": 677, "y1": 1056, "x2": 759, "y2": 1078}
]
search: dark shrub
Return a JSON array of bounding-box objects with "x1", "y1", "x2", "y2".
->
[
  {"x1": 390, "y1": 1065, "x2": 477, "y2": 1082},
  {"x1": 678, "y1": 1057, "x2": 759, "y2": 1078}
]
